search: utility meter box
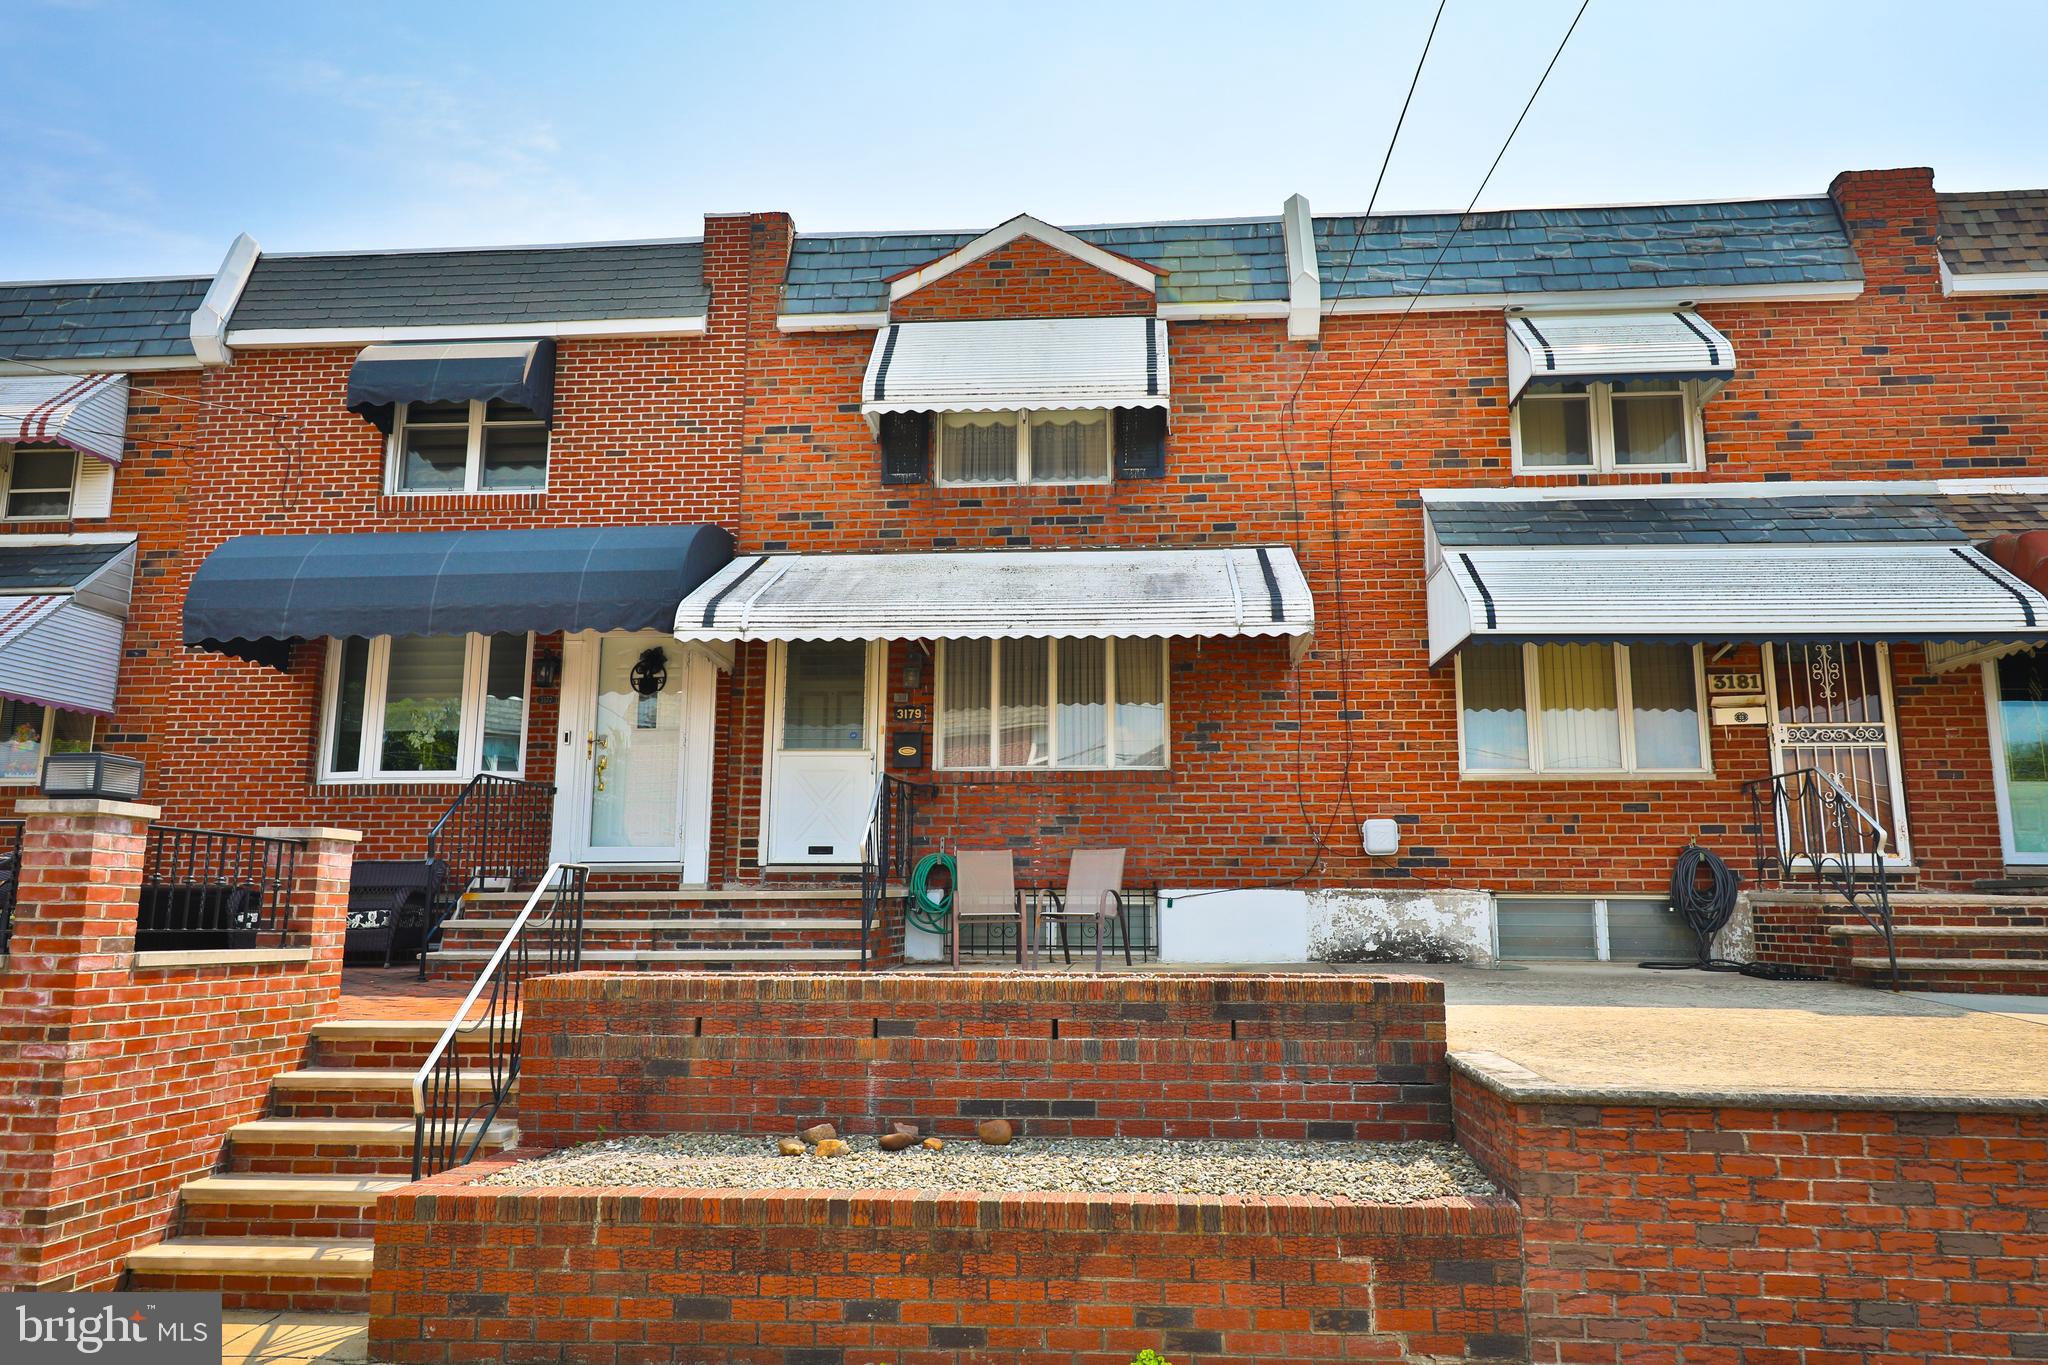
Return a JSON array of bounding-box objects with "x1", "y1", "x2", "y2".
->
[{"x1": 1361, "y1": 818, "x2": 1401, "y2": 857}]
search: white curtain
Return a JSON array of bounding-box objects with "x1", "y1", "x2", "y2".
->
[
  {"x1": 1113, "y1": 638, "x2": 1167, "y2": 768},
  {"x1": 1611, "y1": 384, "x2": 1686, "y2": 465},
  {"x1": 1460, "y1": 643, "x2": 1530, "y2": 770},
  {"x1": 1628, "y1": 644, "x2": 1702, "y2": 769},
  {"x1": 939, "y1": 413, "x2": 1018, "y2": 482},
  {"x1": 1517, "y1": 386, "x2": 1592, "y2": 467},
  {"x1": 1536, "y1": 643, "x2": 1622, "y2": 770},
  {"x1": 1056, "y1": 638, "x2": 1108, "y2": 766},
  {"x1": 996, "y1": 638, "x2": 1049, "y2": 766},
  {"x1": 939, "y1": 640, "x2": 992, "y2": 768},
  {"x1": 1029, "y1": 411, "x2": 1110, "y2": 482}
]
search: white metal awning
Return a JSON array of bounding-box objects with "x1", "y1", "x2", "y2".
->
[
  {"x1": 860, "y1": 316, "x2": 1169, "y2": 421},
  {"x1": 675, "y1": 546, "x2": 1312, "y2": 650},
  {"x1": 1506, "y1": 311, "x2": 1735, "y2": 403},
  {"x1": 0, "y1": 539, "x2": 136, "y2": 715},
  {"x1": 1427, "y1": 543, "x2": 2048, "y2": 665},
  {"x1": 0, "y1": 373, "x2": 129, "y2": 464}
]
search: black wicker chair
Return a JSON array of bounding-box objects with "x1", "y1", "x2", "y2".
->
[{"x1": 346, "y1": 859, "x2": 447, "y2": 967}]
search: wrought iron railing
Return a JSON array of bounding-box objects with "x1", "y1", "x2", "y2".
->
[
  {"x1": 0, "y1": 818, "x2": 22, "y2": 954},
  {"x1": 1744, "y1": 767, "x2": 1898, "y2": 990},
  {"x1": 419, "y1": 774, "x2": 555, "y2": 978},
  {"x1": 858, "y1": 774, "x2": 918, "y2": 969},
  {"x1": 957, "y1": 886, "x2": 1164, "y2": 964},
  {"x1": 138, "y1": 826, "x2": 303, "y2": 951},
  {"x1": 411, "y1": 862, "x2": 587, "y2": 1179}
]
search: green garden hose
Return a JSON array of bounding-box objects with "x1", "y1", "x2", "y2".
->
[{"x1": 907, "y1": 853, "x2": 955, "y2": 934}]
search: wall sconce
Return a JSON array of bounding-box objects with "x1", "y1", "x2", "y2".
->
[{"x1": 533, "y1": 650, "x2": 562, "y2": 689}]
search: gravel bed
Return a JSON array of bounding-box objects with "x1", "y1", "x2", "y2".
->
[{"x1": 480, "y1": 1133, "x2": 1497, "y2": 1203}]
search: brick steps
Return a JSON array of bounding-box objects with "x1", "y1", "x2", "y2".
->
[
  {"x1": 1753, "y1": 894, "x2": 2048, "y2": 994},
  {"x1": 125, "y1": 1019, "x2": 516, "y2": 1311},
  {"x1": 1848, "y1": 955, "x2": 2048, "y2": 992}
]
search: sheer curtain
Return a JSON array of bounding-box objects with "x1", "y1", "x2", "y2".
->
[
  {"x1": 1461, "y1": 643, "x2": 1530, "y2": 770},
  {"x1": 996, "y1": 639, "x2": 1049, "y2": 766},
  {"x1": 1113, "y1": 638, "x2": 1167, "y2": 767},
  {"x1": 1610, "y1": 383, "x2": 1687, "y2": 465},
  {"x1": 939, "y1": 640, "x2": 992, "y2": 767},
  {"x1": 1627, "y1": 644, "x2": 1702, "y2": 769},
  {"x1": 1029, "y1": 411, "x2": 1109, "y2": 482},
  {"x1": 939, "y1": 413, "x2": 1018, "y2": 482},
  {"x1": 1535, "y1": 643, "x2": 1621, "y2": 770},
  {"x1": 1055, "y1": 639, "x2": 1108, "y2": 765},
  {"x1": 1517, "y1": 385, "x2": 1592, "y2": 467}
]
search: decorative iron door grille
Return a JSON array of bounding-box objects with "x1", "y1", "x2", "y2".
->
[{"x1": 1766, "y1": 642, "x2": 1910, "y2": 864}]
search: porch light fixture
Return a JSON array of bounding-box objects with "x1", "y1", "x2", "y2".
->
[
  {"x1": 41, "y1": 751, "x2": 145, "y2": 802},
  {"x1": 532, "y1": 649, "x2": 562, "y2": 689}
]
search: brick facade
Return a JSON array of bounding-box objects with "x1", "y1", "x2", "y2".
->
[
  {"x1": 1451, "y1": 1069, "x2": 2048, "y2": 1364},
  {"x1": 517, "y1": 971, "x2": 1451, "y2": 1147},
  {"x1": 0, "y1": 802, "x2": 354, "y2": 1290}
]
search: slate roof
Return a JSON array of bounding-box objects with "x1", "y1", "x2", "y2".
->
[
  {"x1": 1316, "y1": 197, "x2": 1860, "y2": 301},
  {"x1": 0, "y1": 540, "x2": 130, "y2": 592},
  {"x1": 781, "y1": 219, "x2": 1290, "y2": 314},
  {"x1": 227, "y1": 241, "x2": 709, "y2": 332},
  {"x1": 1426, "y1": 493, "x2": 1997, "y2": 547},
  {"x1": 0, "y1": 277, "x2": 208, "y2": 361},
  {"x1": 1938, "y1": 190, "x2": 2048, "y2": 276}
]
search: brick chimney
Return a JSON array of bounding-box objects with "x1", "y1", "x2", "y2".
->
[{"x1": 1828, "y1": 167, "x2": 1942, "y2": 297}]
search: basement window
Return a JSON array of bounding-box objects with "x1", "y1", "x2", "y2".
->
[
  {"x1": 389, "y1": 400, "x2": 549, "y2": 494},
  {"x1": 1458, "y1": 641, "x2": 1710, "y2": 777},
  {"x1": 937, "y1": 410, "x2": 1112, "y2": 486},
  {"x1": 320, "y1": 633, "x2": 531, "y2": 782}
]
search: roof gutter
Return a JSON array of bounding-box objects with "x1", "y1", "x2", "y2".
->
[{"x1": 190, "y1": 232, "x2": 260, "y2": 367}]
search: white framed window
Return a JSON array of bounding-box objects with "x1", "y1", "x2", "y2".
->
[
  {"x1": 319, "y1": 632, "x2": 531, "y2": 783},
  {"x1": 1512, "y1": 380, "x2": 1704, "y2": 473},
  {"x1": 936, "y1": 409, "x2": 1112, "y2": 486},
  {"x1": 1457, "y1": 641, "x2": 1711, "y2": 777},
  {"x1": 935, "y1": 636, "x2": 1168, "y2": 771},
  {"x1": 0, "y1": 699, "x2": 95, "y2": 784},
  {"x1": 387, "y1": 400, "x2": 548, "y2": 494},
  {"x1": 0, "y1": 445, "x2": 79, "y2": 520}
]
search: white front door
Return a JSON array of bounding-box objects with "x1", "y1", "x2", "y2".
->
[
  {"x1": 554, "y1": 631, "x2": 716, "y2": 877},
  {"x1": 764, "y1": 640, "x2": 881, "y2": 865}
]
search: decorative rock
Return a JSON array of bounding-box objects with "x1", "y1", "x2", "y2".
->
[
  {"x1": 877, "y1": 1132, "x2": 916, "y2": 1152},
  {"x1": 799, "y1": 1123, "x2": 837, "y2": 1145},
  {"x1": 976, "y1": 1119, "x2": 1014, "y2": 1146},
  {"x1": 776, "y1": 1138, "x2": 806, "y2": 1157},
  {"x1": 922, "y1": 1137, "x2": 944, "y2": 1151},
  {"x1": 814, "y1": 1138, "x2": 850, "y2": 1158},
  {"x1": 891, "y1": 1122, "x2": 920, "y2": 1140}
]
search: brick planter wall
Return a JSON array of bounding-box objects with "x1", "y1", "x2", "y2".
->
[
  {"x1": 1450, "y1": 1060, "x2": 2048, "y2": 1364},
  {"x1": 370, "y1": 1158, "x2": 1526, "y2": 1365},
  {"x1": 518, "y1": 971, "x2": 1451, "y2": 1147}
]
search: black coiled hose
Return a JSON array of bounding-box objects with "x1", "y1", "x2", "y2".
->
[{"x1": 1639, "y1": 844, "x2": 1744, "y2": 971}]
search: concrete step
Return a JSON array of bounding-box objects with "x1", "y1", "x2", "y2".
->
[
  {"x1": 271, "y1": 1068, "x2": 500, "y2": 1092},
  {"x1": 431, "y1": 946, "x2": 865, "y2": 964},
  {"x1": 225, "y1": 1116, "x2": 515, "y2": 1175},
  {"x1": 440, "y1": 915, "x2": 864, "y2": 930},
  {"x1": 1848, "y1": 955, "x2": 2048, "y2": 995},
  {"x1": 128, "y1": 1237, "x2": 375, "y2": 1277},
  {"x1": 268, "y1": 1067, "x2": 504, "y2": 1120},
  {"x1": 179, "y1": 1174, "x2": 404, "y2": 1207},
  {"x1": 229, "y1": 1116, "x2": 515, "y2": 1146}
]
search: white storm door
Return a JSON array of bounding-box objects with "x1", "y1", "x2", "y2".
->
[
  {"x1": 554, "y1": 631, "x2": 690, "y2": 866},
  {"x1": 765, "y1": 640, "x2": 881, "y2": 865}
]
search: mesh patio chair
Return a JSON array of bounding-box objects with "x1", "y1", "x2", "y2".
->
[
  {"x1": 1036, "y1": 848, "x2": 1130, "y2": 970},
  {"x1": 951, "y1": 850, "x2": 1028, "y2": 968}
]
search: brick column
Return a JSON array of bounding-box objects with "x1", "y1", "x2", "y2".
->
[
  {"x1": 0, "y1": 798, "x2": 159, "y2": 1290},
  {"x1": 255, "y1": 826, "x2": 360, "y2": 1008}
]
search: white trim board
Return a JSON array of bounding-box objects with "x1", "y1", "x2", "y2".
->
[
  {"x1": 1419, "y1": 475, "x2": 2048, "y2": 504},
  {"x1": 1939, "y1": 254, "x2": 2048, "y2": 297},
  {"x1": 885, "y1": 213, "x2": 1162, "y2": 302},
  {"x1": 226, "y1": 316, "x2": 708, "y2": 346},
  {"x1": 777, "y1": 311, "x2": 889, "y2": 333}
]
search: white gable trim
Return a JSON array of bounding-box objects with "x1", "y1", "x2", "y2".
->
[
  {"x1": 885, "y1": 213, "x2": 1159, "y2": 304},
  {"x1": 191, "y1": 232, "x2": 260, "y2": 367},
  {"x1": 1939, "y1": 254, "x2": 2048, "y2": 297},
  {"x1": 225, "y1": 316, "x2": 707, "y2": 346}
]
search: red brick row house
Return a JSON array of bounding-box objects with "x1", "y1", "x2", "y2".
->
[{"x1": 4, "y1": 166, "x2": 2048, "y2": 981}]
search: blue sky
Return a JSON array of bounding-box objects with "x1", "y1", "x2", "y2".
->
[{"x1": 3, "y1": 0, "x2": 2045, "y2": 280}]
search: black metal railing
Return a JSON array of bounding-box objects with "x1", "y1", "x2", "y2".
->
[
  {"x1": 955, "y1": 886, "x2": 1164, "y2": 964},
  {"x1": 858, "y1": 774, "x2": 918, "y2": 969},
  {"x1": 419, "y1": 774, "x2": 555, "y2": 978},
  {"x1": 412, "y1": 862, "x2": 587, "y2": 1179},
  {"x1": 0, "y1": 818, "x2": 22, "y2": 954},
  {"x1": 1745, "y1": 767, "x2": 1898, "y2": 990},
  {"x1": 137, "y1": 826, "x2": 303, "y2": 952}
]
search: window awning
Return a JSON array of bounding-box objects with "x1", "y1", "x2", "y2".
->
[
  {"x1": 860, "y1": 317, "x2": 1169, "y2": 423},
  {"x1": 185, "y1": 524, "x2": 734, "y2": 670},
  {"x1": 344, "y1": 339, "x2": 557, "y2": 433},
  {"x1": 674, "y1": 546, "x2": 1313, "y2": 650},
  {"x1": 0, "y1": 373, "x2": 129, "y2": 464},
  {"x1": 0, "y1": 538, "x2": 136, "y2": 716},
  {"x1": 1427, "y1": 543, "x2": 2048, "y2": 665},
  {"x1": 1506, "y1": 311, "x2": 1735, "y2": 403}
]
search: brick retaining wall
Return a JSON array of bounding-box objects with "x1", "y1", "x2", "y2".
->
[
  {"x1": 369, "y1": 1158, "x2": 1526, "y2": 1364},
  {"x1": 1451, "y1": 1060, "x2": 2048, "y2": 1363},
  {"x1": 518, "y1": 971, "x2": 1451, "y2": 1147}
]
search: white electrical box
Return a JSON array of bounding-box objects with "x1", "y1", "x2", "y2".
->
[
  {"x1": 1361, "y1": 818, "x2": 1401, "y2": 857},
  {"x1": 1712, "y1": 702, "x2": 1768, "y2": 726}
]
